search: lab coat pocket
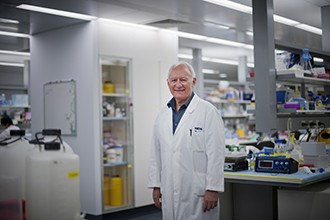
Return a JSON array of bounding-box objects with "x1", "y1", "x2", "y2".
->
[
  {"x1": 193, "y1": 150, "x2": 207, "y2": 173},
  {"x1": 194, "y1": 172, "x2": 206, "y2": 196},
  {"x1": 191, "y1": 130, "x2": 204, "y2": 151}
]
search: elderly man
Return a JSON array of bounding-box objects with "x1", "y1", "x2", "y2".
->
[{"x1": 148, "y1": 61, "x2": 225, "y2": 220}]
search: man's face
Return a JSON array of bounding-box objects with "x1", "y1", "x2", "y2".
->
[{"x1": 167, "y1": 64, "x2": 196, "y2": 105}]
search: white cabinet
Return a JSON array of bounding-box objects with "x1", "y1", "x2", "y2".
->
[{"x1": 100, "y1": 56, "x2": 134, "y2": 213}]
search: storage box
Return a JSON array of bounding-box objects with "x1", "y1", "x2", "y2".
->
[{"x1": 300, "y1": 142, "x2": 326, "y2": 156}]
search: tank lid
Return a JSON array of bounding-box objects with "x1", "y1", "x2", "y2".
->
[
  {"x1": 42, "y1": 129, "x2": 61, "y2": 136},
  {"x1": 10, "y1": 129, "x2": 25, "y2": 136}
]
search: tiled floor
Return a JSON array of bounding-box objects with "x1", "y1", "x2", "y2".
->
[{"x1": 86, "y1": 205, "x2": 162, "y2": 220}]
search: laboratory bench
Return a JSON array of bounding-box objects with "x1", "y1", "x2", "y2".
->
[{"x1": 220, "y1": 170, "x2": 330, "y2": 220}]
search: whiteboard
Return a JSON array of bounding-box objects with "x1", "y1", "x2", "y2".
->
[{"x1": 44, "y1": 80, "x2": 76, "y2": 135}]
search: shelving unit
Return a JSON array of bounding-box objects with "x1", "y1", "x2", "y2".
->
[
  {"x1": 0, "y1": 85, "x2": 31, "y2": 131},
  {"x1": 276, "y1": 69, "x2": 330, "y2": 86},
  {"x1": 100, "y1": 56, "x2": 134, "y2": 213},
  {"x1": 274, "y1": 69, "x2": 330, "y2": 130}
]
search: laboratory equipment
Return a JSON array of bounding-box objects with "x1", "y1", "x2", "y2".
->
[
  {"x1": 255, "y1": 156, "x2": 299, "y2": 174},
  {"x1": 0, "y1": 129, "x2": 84, "y2": 220},
  {"x1": 224, "y1": 156, "x2": 249, "y2": 172},
  {"x1": 0, "y1": 130, "x2": 31, "y2": 219},
  {"x1": 26, "y1": 129, "x2": 83, "y2": 220}
]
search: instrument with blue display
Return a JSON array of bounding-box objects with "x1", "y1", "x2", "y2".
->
[{"x1": 255, "y1": 156, "x2": 299, "y2": 174}]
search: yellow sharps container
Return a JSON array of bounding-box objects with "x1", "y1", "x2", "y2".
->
[
  {"x1": 110, "y1": 175, "x2": 122, "y2": 206},
  {"x1": 103, "y1": 175, "x2": 111, "y2": 206}
]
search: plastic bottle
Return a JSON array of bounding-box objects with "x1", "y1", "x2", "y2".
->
[
  {"x1": 110, "y1": 175, "x2": 122, "y2": 206},
  {"x1": 103, "y1": 175, "x2": 111, "y2": 206},
  {"x1": 106, "y1": 148, "x2": 117, "y2": 163}
]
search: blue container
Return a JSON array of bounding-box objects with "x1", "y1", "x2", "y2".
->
[{"x1": 276, "y1": 91, "x2": 287, "y2": 103}]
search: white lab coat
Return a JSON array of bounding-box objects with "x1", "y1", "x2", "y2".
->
[
  {"x1": 0, "y1": 125, "x2": 20, "y2": 142},
  {"x1": 148, "y1": 95, "x2": 225, "y2": 220}
]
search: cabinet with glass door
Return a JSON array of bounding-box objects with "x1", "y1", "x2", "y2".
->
[{"x1": 100, "y1": 56, "x2": 133, "y2": 213}]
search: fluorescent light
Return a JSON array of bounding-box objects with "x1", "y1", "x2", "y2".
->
[
  {"x1": 160, "y1": 29, "x2": 208, "y2": 40},
  {"x1": 295, "y1": 24, "x2": 322, "y2": 35},
  {"x1": 206, "y1": 37, "x2": 245, "y2": 47},
  {"x1": 203, "y1": 0, "x2": 252, "y2": 14},
  {"x1": 0, "y1": 18, "x2": 19, "y2": 24},
  {"x1": 178, "y1": 54, "x2": 193, "y2": 59},
  {"x1": 98, "y1": 18, "x2": 159, "y2": 31},
  {"x1": 203, "y1": 69, "x2": 219, "y2": 74},
  {"x1": 244, "y1": 44, "x2": 254, "y2": 50},
  {"x1": 313, "y1": 57, "x2": 323, "y2": 63},
  {"x1": 246, "y1": 31, "x2": 253, "y2": 36},
  {"x1": 0, "y1": 25, "x2": 18, "y2": 31},
  {"x1": 273, "y1": 15, "x2": 300, "y2": 26},
  {"x1": 204, "y1": 22, "x2": 230, "y2": 30},
  {"x1": 203, "y1": 57, "x2": 239, "y2": 65},
  {"x1": 203, "y1": 0, "x2": 322, "y2": 35},
  {"x1": 0, "y1": 31, "x2": 30, "y2": 38},
  {"x1": 178, "y1": 53, "x2": 255, "y2": 67},
  {"x1": 0, "y1": 50, "x2": 30, "y2": 56},
  {"x1": 162, "y1": 29, "x2": 251, "y2": 48},
  {"x1": 16, "y1": 4, "x2": 97, "y2": 21},
  {"x1": 219, "y1": 73, "x2": 228, "y2": 78},
  {"x1": 0, "y1": 62, "x2": 24, "y2": 67}
]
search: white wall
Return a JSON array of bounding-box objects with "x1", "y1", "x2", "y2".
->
[
  {"x1": 30, "y1": 19, "x2": 178, "y2": 215},
  {"x1": 30, "y1": 22, "x2": 102, "y2": 215},
  {"x1": 98, "y1": 20, "x2": 178, "y2": 207}
]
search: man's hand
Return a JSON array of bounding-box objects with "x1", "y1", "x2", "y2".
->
[
  {"x1": 153, "y1": 187, "x2": 162, "y2": 209},
  {"x1": 203, "y1": 190, "x2": 218, "y2": 212}
]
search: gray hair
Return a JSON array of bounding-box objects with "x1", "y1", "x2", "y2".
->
[{"x1": 167, "y1": 61, "x2": 196, "y2": 78}]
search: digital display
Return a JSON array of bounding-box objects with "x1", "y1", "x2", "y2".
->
[{"x1": 259, "y1": 160, "x2": 273, "y2": 168}]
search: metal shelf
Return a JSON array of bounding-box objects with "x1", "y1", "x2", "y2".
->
[
  {"x1": 103, "y1": 161, "x2": 128, "y2": 167},
  {"x1": 0, "y1": 105, "x2": 30, "y2": 109},
  {"x1": 103, "y1": 116, "x2": 128, "y2": 121},
  {"x1": 222, "y1": 114, "x2": 252, "y2": 119},
  {"x1": 276, "y1": 109, "x2": 330, "y2": 118},
  {"x1": 102, "y1": 93, "x2": 128, "y2": 97},
  {"x1": 276, "y1": 70, "x2": 330, "y2": 86},
  {"x1": 212, "y1": 100, "x2": 251, "y2": 104}
]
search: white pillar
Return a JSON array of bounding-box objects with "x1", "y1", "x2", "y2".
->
[{"x1": 192, "y1": 48, "x2": 204, "y2": 97}]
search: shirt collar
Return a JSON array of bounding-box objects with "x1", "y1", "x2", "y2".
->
[{"x1": 167, "y1": 92, "x2": 195, "y2": 110}]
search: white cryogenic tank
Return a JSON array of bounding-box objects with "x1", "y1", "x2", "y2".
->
[
  {"x1": 0, "y1": 130, "x2": 33, "y2": 219},
  {"x1": 25, "y1": 129, "x2": 83, "y2": 220}
]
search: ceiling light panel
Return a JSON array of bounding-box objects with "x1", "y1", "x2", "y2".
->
[
  {"x1": 0, "y1": 18, "x2": 19, "y2": 24},
  {"x1": 0, "y1": 31, "x2": 30, "y2": 38},
  {"x1": 0, "y1": 62, "x2": 24, "y2": 67},
  {"x1": 203, "y1": 0, "x2": 322, "y2": 35},
  {"x1": 295, "y1": 24, "x2": 322, "y2": 35},
  {"x1": 16, "y1": 4, "x2": 97, "y2": 21},
  {"x1": 203, "y1": 0, "x2": 252, "y2": 14},
  {"x1": 0, "y1": 50, "x2": 30, "y2": 56}
]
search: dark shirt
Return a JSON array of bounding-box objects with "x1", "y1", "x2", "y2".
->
[{"x1": 167, "y1": 92, "x2": 194, "y2": 134}]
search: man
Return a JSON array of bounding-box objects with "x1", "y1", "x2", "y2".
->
[
  {"x1": 0, "y1": 117, "x2": 20, "y2": 142},
  {"x1": 148, "y1": 61, "x2": 225, "y2": 220}
]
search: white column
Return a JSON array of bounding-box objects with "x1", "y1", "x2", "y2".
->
[
  {"x1": 238, "y1": 56, "x2": 247, "y2": 83},
  {"x1": 192, "y1": 48, "x2": 204, "y2": 97}
]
